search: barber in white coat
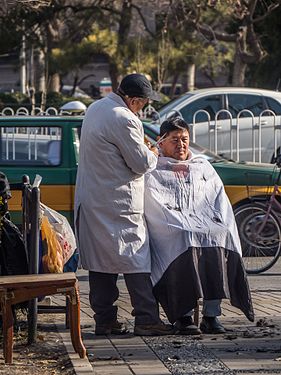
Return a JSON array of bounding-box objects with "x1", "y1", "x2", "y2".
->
[{"x1": 74, "y1": 74, "x2": 173, "y2": 336}]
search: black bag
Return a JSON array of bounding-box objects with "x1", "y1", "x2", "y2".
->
[
  {"x1": 0, "y1": 216, "x2": 28, "y2": 276},
  {"x1": 0, "y1": 171, "x2": 11, "y2": 215}
]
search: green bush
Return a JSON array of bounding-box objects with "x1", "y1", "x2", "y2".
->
[
  {"x1": 0, "y1": 93, "x2": 22, "y2": 111},
  {"x1": 0, "y1": 91, "x2": 94, "y2": 113}
]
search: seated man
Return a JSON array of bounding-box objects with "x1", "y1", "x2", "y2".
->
[{"x1": 144, "y1": 117, "x2": 254, "y2": 335}]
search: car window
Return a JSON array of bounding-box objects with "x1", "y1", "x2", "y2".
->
[
  {"x1": 158, "y1": 93, "x2": 194, "y2": 119},
  {"x1": 0, "y1": 126, "x2": 62, "y2": 166},
  {"x1": 227, "y1": 94, "x2": 264, "y2": 117},
  {"x1": 265, "y1": 96, "x2": 281, "y2": 115},
  {"x1": 180, "y1": 95, "x2": 223, "y2": 123}
]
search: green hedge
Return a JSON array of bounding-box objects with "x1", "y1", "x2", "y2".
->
[
  {"x1": 0, "y1": 92, "x2": 93, "y2": 113},
  {"x1": 0, "y1": 91, "x2": 168, "y2": 114}
]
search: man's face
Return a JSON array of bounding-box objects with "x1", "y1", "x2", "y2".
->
[
  {"x1": 160, "y1": 129, "x2": 190, "y2": 161},
  {"x1": 126, "y1": 97, "x2": 149, "y2": 114}
]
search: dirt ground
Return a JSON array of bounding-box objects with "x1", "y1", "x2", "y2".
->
[{"x1": 0, "y1": 311, "x2": 75, "y2": 375}]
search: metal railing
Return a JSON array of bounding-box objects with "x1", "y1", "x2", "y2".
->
[
  {"x1": 0, "y1": 106, "x2": 86, "y2": 116},
  {"x1": 10, "y1": 175, "x2": 41, "y2": 344},
  {"x1": 150, "y1": 108, "x2": 281, "y2": 163},
  {"x1": 138, "y1": 103, "x2": 157, "y2": 120},
  {"x1": 2, "y1": 104, "x2": 281, "y2": 163}
]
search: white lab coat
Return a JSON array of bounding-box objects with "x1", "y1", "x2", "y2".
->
[{"x1": 74, "y1": 92, "x2": 157, "y2": 273}]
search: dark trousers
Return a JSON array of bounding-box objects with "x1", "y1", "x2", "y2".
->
[{"x1": 89, "y1": 271, "x2": 161, "y2": 326}]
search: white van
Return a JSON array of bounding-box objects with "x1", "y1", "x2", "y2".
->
[{"x1": 152, "y1": 87, "x2": 281, "y2": 163}]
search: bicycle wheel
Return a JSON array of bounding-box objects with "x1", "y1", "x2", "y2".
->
[{"x1": 234, "y1": 202, "x2": 281, "y2": 274}]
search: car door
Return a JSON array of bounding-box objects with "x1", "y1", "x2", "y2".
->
[
  {"x1": 226, "y1": 93, "x2": 267, "y2": 162},
  {"x1": 179, "y1": 94, "x2": 225, "y2": 153}
]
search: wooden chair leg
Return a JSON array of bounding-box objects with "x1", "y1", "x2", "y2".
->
[
  {"x1": 67, "y1": 286, "x2": 86, "y2": 358},
  {"x1": 65, "y1": 296, "x2": 70, "y2": 329},
  {"x1": 2, "y1": 299, "x2": 14, "y2": 364}
]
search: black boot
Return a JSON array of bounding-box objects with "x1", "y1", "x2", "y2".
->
[
  {"x1": 200, "y1": 316, "x2": 226, "y2": 334},
  {"x1": 174, "y1": 316, "x2": 201, "y2": 335}
]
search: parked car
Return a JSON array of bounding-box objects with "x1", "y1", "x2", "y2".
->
[
  {"x1": 0, "y1": 116, "x2": 279, "y2": 228},
  {"x1": 151, "y1": 87, "x2": 281, "y2": 163},
  {"x1": 61, "y1": 85, "x2": 92, "y2": 99},
  {"x1": 159, "y1": 83, "x2": 183, "y2": 97}
]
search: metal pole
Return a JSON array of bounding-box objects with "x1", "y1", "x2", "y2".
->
[{"x1": 27, "y1": 186, "x2": 40, "y2": 344}]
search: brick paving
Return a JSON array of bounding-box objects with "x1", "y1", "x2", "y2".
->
[{"x1": 51, "y1": 260, "x2": 281, "y2": 375}]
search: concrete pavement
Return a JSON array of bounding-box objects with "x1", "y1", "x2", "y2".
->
[{"x1": 53, "y1": 258, "x2": 281, "y2": 375}]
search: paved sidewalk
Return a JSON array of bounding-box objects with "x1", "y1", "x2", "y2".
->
[{"x1": 53, "y1": 262, "x2": 281, "y2": 375}]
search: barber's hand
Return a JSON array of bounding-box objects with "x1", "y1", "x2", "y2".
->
[
  {"x1": 144, "y1": 136, "x2": 159, "y2": 156},
  {"x1": 150, "y1": 145, "x2": 159, "y2": 156}
]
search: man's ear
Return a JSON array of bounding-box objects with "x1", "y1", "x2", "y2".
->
[{"x1": 156, "y1": 136, "x2": 161, "y2": 146}]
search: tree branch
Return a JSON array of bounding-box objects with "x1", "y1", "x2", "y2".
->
[
  {"x1": 253, "y1": 1, "x2": 281, "y2": 23},
  {"x1": 196, "y1": 23, "x2": 236, "y2": 43},
  {"x1": 131, "y1": 3, "x2": 155, "y2": 38}
]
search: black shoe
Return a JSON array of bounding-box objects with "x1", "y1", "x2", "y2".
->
[
  {"x1": 95, "y1": 321, "x2": 129, "y2": 335},
  {"x1": 174, "y1": 316, "x2": 201, "y2": 335},
  {"x1": 200, "y1": 316, "x2": 226, "y2": 334},
  {"x1": 134, "y1": 321, "x2": 174, "y2": 336}
]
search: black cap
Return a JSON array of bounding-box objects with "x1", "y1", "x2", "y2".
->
[{"x1": 118, "y1": 73, "x2": 161, "y2": 101}]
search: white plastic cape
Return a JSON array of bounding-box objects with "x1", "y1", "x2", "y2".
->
[{"x1": 144, "y1": 154, "x2": 242, "y2": 286}]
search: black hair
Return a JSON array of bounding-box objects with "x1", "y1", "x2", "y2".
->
[{"x1": 160, "y1": 117, "x2": 190, "y2": 137}]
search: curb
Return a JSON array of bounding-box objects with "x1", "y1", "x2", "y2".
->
[{"x1": 57, "y1": 327, "x2": 94, "y2": 374}]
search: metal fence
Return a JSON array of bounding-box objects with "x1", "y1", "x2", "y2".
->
[
  {"x1": 148, "y1": 108, "x2": 281, "y2": 163},
  {"x1": 1, "y1": 104, "x2": 280, "y2": 163},
  {"x1": 0, "y1": 106, "x2": 86, "y2": 116},
  {"x1": 190, "y1": 109, "x2": 281, "y2": 163},
  {"x1": 10, "y1": 175, "x2": 41, "y2": 344}
]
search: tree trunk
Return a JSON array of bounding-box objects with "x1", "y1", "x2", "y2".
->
[
  {"x1": 48, "y1": 73, "x2": 60, "y2": 92},
  {"x1": 109, "y1": 62, "x2": 119, "y2": 91},
  {"x1": 232, "y1": 51, "x2": 247, "y2": 86},
  {"x1": 114, "y1": 0, "x2": 133, "y2": 83},
  {"x1": 186, "y1": 63, "x2": 195, "y2": 91},
  {"x1": 232, "y1": 33, "x2": 247, "y2": 87},
  {"x1": 19, "y1": 34, "x2": 27, "y2": 94},
  {"x1": 118, "y1": 0, "x2": 132, "y2": 46},
  {"x1": 35, "y1": 48, "x2": 46, "y2": 92},
  {"x1": 171, "y1": 73, "x2": 179, "y2": 98},
  {"x1": 71, "y1": 74, "x2": 79, "y2": 96}
]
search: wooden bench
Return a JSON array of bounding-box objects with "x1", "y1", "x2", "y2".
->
[{"x1": 0, "y1": 272, "x2": 86, "y2": 364}]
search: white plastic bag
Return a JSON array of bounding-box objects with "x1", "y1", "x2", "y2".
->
[{"x1": 40, "y1": 203, "x2": 76, "y2": 265}]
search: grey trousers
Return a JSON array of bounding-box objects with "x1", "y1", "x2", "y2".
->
[
  {"x1": 89, "y1": 271, "x2": 161, "y2": 326},
  {"x1": 185, "y1": 299, "x2": 222, "y2": 317}
]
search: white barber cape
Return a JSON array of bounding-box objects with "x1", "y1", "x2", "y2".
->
[{"x1": 144, "y1": 154, "x2": 254, "y2": 323}]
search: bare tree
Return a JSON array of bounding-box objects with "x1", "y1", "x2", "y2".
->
[{"x1": 192, "y1": 0, "x2": 281, "y2": 86}]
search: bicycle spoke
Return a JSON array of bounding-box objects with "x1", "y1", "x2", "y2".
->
[{"x1": 234, "y1": 203, "x2": 281, "y2": 274}]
